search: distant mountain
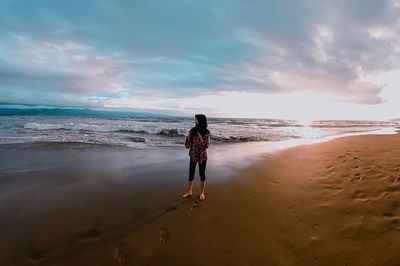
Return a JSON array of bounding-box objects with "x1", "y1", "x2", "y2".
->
[{"x1": 0, "y1": 106, "x2": 167, "y2": 117}]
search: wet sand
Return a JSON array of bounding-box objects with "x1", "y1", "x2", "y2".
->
[{"x1": 1, "y1": 133, "x2": 400, "y2": 265}]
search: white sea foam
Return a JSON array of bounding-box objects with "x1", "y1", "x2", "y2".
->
[
  {"x1": 24, "y1": 123, "x2": 68, "y2": 130},
  {"x1": 0, "y1": 116, "x2": 396, "y2": 147}
]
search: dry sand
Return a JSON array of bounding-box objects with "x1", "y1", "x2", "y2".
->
[{"x1": 1, "y1": 133, "x2": 400, "y2": 265}]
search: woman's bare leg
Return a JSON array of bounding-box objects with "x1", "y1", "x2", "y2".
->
[
  {"x1": 181, "y1": 181, "x2": 193, "y2": 198},
  {"x1": 199, "y1": 180, "x2": 206, "y2": 200}
]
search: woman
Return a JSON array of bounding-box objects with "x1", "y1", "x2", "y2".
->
[{"x1": 182, "y1": 114, "x2": 211, "y2": 201}]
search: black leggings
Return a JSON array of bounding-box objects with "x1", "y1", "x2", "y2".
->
[{"x1": 189, "y1": 159, "x2": 207, "y2": 182}]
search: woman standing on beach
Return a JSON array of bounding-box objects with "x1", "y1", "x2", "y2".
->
[{"x1": 182, "y1": 114, "x2": 211, "y2": 201}]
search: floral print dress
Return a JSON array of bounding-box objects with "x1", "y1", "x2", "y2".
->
[{"x1": 185, "y1": 132, "x2": 211, "y2": 163}]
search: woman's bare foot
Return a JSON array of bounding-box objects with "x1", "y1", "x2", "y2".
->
[
  {"x1": 199, "y1": 193, "x2": 206, "y2": 201},
  {"x1": 181, "y1": 192, "x2": 192, "y2": 198}
]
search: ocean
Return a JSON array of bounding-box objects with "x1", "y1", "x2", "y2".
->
[{"x1": 0, "y1": 115, "x2": 398, "y2": 148}]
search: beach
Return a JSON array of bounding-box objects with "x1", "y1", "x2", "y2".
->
[
  {"x1": 1, "y1": 132, "x2": 400, "y2": 265},
  {"x1": 2, "y1": 0, "x2": 400, "y2": 264}
]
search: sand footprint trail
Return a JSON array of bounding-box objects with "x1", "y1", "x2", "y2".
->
[
  {"x1": 307, "y1": 137, "x2": 400, "y2": 264},
  {"x1": 0, "y1": 195, "x2": 203, "y2": 266}
]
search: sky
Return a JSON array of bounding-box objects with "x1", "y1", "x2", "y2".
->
[{"x1": 1, "y1": 0, "x2": 400, "y2": 120}]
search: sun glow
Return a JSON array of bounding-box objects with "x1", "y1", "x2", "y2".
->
[
  {"x1": 177, "y1": 91, "x2": 375, "y2": 121},
  {"x1": 98, "y1": 69, "x2": 400, "y2": 121}
]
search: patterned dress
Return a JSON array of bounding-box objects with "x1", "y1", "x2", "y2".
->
[{"x1": 185, "y1": 132, "x2": 211, "y2": 163}]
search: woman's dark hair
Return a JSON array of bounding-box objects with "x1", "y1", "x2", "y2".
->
[{"x1": 190, "y1": 114, "x2": 209, "y2": 137}]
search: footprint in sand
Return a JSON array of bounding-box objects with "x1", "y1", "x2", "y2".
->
[
  {"x1": 377, "y1": 173, "x2": 385, "y2": 178},
  {"x1": 386, "y1": 184, "x2": 400, "y2": 192},
  {"x1": 389, "y1": 218, "x2": 400, "y2": 231},
  {"x1": 164, "y1": 204, "x2": 178, "y2": 214},
  {"x1": 113, "y1": 243, "x2": 129, "y2": 263},
  {"x1": 326, "y1": 165, "x2": 336, "y2": 171},
  {"x1": 190, "y1": 201, "x2": 200, "y2": 211},
  {"x1": 383, "y1": 211, "x2": 393, "y2": 217},
  {"x1": 159, "y1": 227, "x2": 169, "y2": 245},
  {"x1": 26, "y1": 246, "x2": 45, "y2": 262},
  {"x1": 76, "y1": 226, "x2": 101, "y2": 241},
  {"x1": 387, "y1": 176, "x2": 398, "y2": 183},
  {"x1": 391, "y1": 201, "x2": 400, "y2": 209},
  {"x1": 326, "y1": 166, "x2": 336, "y2": 176},
  {"x1": 352, "y1": 190, "x2": 366, "y2": 200},
  {"x1": 349, "y1": 173, "x2": 363, "y2": 182}
]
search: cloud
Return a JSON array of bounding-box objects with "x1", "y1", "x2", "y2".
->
[{"x1": 0, "y1": 0, "x2": 400, "y2": 112}]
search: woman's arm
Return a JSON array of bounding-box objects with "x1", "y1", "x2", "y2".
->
[{"x1": 185, "y1": 132, "x2": 192, "y2": 149}]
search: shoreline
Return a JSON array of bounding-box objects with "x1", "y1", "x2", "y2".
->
[
  {"x1": 1, "y1": 131, "x2": 400, "y2": 265},
  {"x1": 0, "y1": 126, "x2": 397, "y2": 175}
]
